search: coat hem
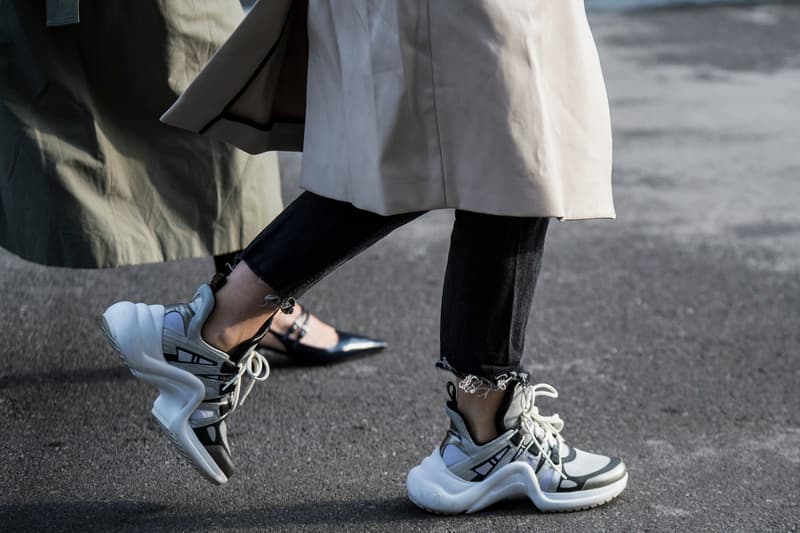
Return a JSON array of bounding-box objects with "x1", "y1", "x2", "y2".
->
[{"x1": 297, "y1": 186, "x2": 616, "y2": 220}]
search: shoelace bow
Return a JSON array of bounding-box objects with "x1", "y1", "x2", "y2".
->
[
  {"x1": 220, "y1": 349, "x2": 270, "y2": 414},
  {"x1": 518, "y1": 383, "x2": 567, "y2": 479}
]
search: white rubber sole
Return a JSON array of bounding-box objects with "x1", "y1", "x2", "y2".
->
[
  {"x1": 101, "y1": 301, "x2": 228, "y2": 485},
  {"x1": 407, "y1": 449, "x2": 628, "y2": 514}
]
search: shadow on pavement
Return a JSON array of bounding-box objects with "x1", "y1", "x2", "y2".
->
[
  {"x1": 0, "y1": 496, "x2": 629, "y2": 532},
  {"x1": 0, "y1": 498, "x2": 441, "y2": 532},
  {"x1": 0, "y1": 366, "x2": 133, "y2": 388}
]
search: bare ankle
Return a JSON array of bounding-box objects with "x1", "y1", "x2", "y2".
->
[
  {"x1": 456, "y1": 385, "x2": 506, "y2": 444},
  {"x1": 202, "y1": 262, "x2": 280, "y2": 353},
  {"x1": 201, "y1": 321, "x2": 243, "y2": 353}
]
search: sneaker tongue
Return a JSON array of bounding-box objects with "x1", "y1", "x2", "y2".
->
[{"x1": 501, "y1": 383, "x2": 527, "y2": 430}]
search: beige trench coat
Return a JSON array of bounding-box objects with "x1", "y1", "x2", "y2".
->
[{"x1": 163, "y1": 0, "x2": 614, "y2": 220}]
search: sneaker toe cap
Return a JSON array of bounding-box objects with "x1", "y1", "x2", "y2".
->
[{"x1": 581, "y1": 457, "x2": 627, "y2": 490}]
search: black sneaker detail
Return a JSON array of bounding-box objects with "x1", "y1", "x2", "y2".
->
[
  {"x1": 163, "y1": 348, "x2": 216, "y2": 366},
  {"x1": 179, "y1": 348, "x2": 216, "y2": 365},
  {"x1": 193, "y1": 422, "x2": 234, "y2": 479},
  {"x1": 220, "y1": 360, "x2": 238, "y2": 374},
  {"x1": 210, "y1": 272, "x2": 227, "y2": 292},
  {"x1": 470, "y1": 446, "x2": 511, "y2": 481}
]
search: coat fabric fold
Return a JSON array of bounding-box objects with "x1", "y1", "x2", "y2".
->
[
  {"x1": 163, "y1": 0, "x2": 615, "y2": 220},
  {"x1": 0, "y1": 0, "x2": 283, "y2": 268}
]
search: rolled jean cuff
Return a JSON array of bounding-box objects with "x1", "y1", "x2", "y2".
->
[{"x1": 435, "y1": 358, "x2": 529, "y2": 394}]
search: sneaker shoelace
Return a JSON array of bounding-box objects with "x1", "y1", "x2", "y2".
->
[
  {"x1": 220, "y1": 349, "x2": 271, "y2": 413},
  {"x1": 518, "y1": 383, "x2": 568, "y2": 479}
]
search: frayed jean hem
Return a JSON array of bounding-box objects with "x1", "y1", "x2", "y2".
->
[{"x1": 435, "y1": 358, "x2": 529, "y2": 396}]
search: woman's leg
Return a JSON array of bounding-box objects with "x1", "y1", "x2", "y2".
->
[
  {"x1": 407, "y1": 211, "x2": 627, "y2": 514},
  {"x1": 204, "y1": 192, "x2": 423, "y2": 352},
  {"x1": 212, "y1": 248, "x2": 386, "y2": 360},
  {"x1": 439, "y1": 210, "x2": 549, "y2": 442}
]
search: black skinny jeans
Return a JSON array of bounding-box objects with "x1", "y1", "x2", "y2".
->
[{"x1": 239, "y1": 191, "x2": 549, "y2": 389}]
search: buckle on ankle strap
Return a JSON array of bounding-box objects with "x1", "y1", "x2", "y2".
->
[{"x1": 263, "y1": 294, "x2": 296, "y2": 314}]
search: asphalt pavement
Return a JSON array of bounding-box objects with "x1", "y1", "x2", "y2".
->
[{"x1": 1, "y1": 4, "x2": 798, "y2": 532}]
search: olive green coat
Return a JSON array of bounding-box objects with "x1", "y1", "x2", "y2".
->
[{"x1": 0, "y1": 0, "x2": 283, "y2": 268}]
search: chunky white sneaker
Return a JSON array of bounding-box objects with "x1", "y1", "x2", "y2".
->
[
  {"x1": 101, "y1": 282, "x2": 269, "y2": 484},
  {"x1": 407, "y1": 382, "x2": 628, "y2": 513}
]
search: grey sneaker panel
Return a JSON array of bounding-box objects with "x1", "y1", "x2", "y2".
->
[
  {"x1": 442, "y1": 439, "x2": 516, "y2": 482},
  {"x1": 162, "y1": 301, "x2": 229, "y2": 366},
  {"x1": 186, "y1": 284, "x2": 217, "y2": 341}
]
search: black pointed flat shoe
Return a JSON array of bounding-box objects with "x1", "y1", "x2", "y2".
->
[{"x1": 259, "y1": 306, "x2": 387, "y2": 365}]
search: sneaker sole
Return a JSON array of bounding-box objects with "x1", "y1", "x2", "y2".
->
[
  {"x1": 406, "y1": 449, "x2": 628, "y2": 514},
  {"x1": 101, "y1": 301, "x2": 228, "y2": 485}
]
